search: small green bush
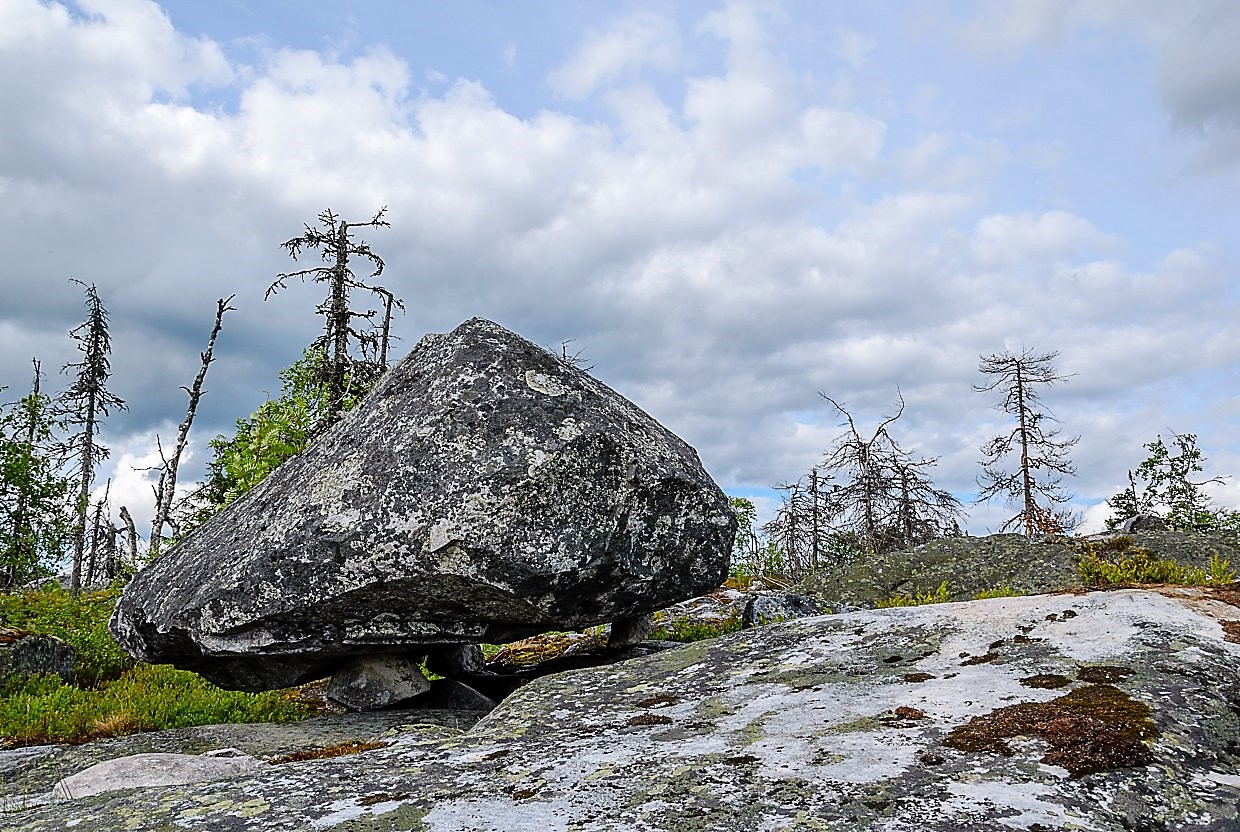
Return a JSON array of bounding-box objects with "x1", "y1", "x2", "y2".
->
[
  {"x1": 0, "y1": 664, "x2": 309, "y2": 746},
  {"x1": 650, "y1": 611, "x2": 743, "y2": 642},
  {"x1": 876, "y1": 581, "x2": 951, "y2": 608},
  {"x1": 1073, "y1": 538, "x2": 1236, "y2": 587},
  {"x1": 0, "y1": 585, "x2": 132, "y2": 684},
  {"x1": 972, "y1": 585, "x2": 1023, "y2": 600}
]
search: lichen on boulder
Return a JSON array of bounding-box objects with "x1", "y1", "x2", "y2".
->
[
  {"x1": 793, "y1": 534, "x2": 1083, "y2": 608},
  {"x1": 109, "y1": 318, "x2": 735, "y2": 692}
]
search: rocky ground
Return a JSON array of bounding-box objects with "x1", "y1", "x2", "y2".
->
[
  {"x1": 2, "y1": 581, "x2": 1238, "y2": 830},
  {"x1": 2, "y1": 531, "x2": 1238, "y2": 830}
]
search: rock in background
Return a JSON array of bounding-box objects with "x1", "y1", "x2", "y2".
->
[
  {"x1": 0, "y1": 628, "x2": 73, "y2": 687},
  {"x1": 793, "y1": 531, "x2": 1240, "y2": 610},
  {"x1": 110, "y1": 318, "x2": 735, "y2": 691}
]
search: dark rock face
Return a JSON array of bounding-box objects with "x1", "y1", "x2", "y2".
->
[
  {"x1": 110, "y1": 318, "x2": 735, "y2": 691},
  {"x1": 324, "y1": 655, "x2": 431, "y2": 711},
  {"x1": 0, "y1": 628, "x2": 74, "y2": 686},
  {"x1": 1118, "y1": 513, "x2": 1168, "y2": 533}
]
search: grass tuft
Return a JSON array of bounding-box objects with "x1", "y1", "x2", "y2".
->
[{"x1": 0, "y1": 587, "x2": 310, "y2": 746}]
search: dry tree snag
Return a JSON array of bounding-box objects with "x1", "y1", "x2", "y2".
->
[{"x1": 148, "y1": 295, "x2": 235, "y2": 560}]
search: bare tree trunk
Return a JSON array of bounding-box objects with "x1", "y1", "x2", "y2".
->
[
  {"x1": 379, "y1": 290, "x2": 394, "y2": 371},
  {"x1": 103, "y1": 521, "x2": 118, "y2": 582},
  {"x1": 69, "y1": 391, "x2": 97, "y2": 596},
  {"x1": 149, "y1": 296, "x2": 234, "y2": 559},
  {"x1": 809, "y1": 469, "x2": 820, "y2": 572},
  {"x1": 119, "y1": 505, "x2": 138, "y2": 575},
  {"x1": 85, "y1": 480, "x2": 109, "y2": 589},
  {"x1": 1014, "y1": 364, "x2": 1035, "y2": 537},
  {"x1": 787, "y1": 483, "x2": 799, "y2": 571},
  {"x1": 326, "y1": 222, "x2": 351, "y2": 417}
]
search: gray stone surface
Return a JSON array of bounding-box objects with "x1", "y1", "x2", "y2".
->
[
  {"x1": 794, "y1": 534, "x2": 1084, "y2": 608},
  {"x1": 0, "y1": 710, "x2": 482, "y2": 796},
  {"x1": 326, "y1": 654, "x2": 433, "y2": 711},
  {"x1": 741, "y1": 591, "x2": 826, "y2": 627},
  {"x1": 110, "y1": 317, "x2": 735, "y2": 691},
  {"x1": 795, "y1": 531, "x2": 1239, "y2": 610},
  {"x1": 8, "y1": 586, "x2": 1239, "y2": 830},
  {"x1": 0, "y1": 629, "x2": 73, "y2": 686},
  {"x1": 1118, "y1": 513, "x2": 1168, "y2": 532},
  {"x1": 51, "y1": 749, "x2": 263, "y2": 799}
]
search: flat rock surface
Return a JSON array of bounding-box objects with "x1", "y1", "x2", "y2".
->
[
  {"x1": 8, "y1": 586, "x2": 1238, "y2": 831},
  {"x1": 0, "y1": 709, "x2": 483, "y2": 796}
]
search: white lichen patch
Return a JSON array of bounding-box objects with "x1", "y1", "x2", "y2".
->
[
  {"x1": 943, "y1": 780, "x2": 1099, "y2": 831},
  {"x1": 44, "y1": 577, "x2": 1240, "y2": 830},
  {"x1": 523, "y1": 369, "x2": 566, "y2": 397}
]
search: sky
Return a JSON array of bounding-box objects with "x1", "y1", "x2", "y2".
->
[{"x1": 1, "y1": 0, "x2": 1238, "y2": 543}]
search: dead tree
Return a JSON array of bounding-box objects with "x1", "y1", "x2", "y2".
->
[
  {"x1": 974, "y1": 349, "x2": 1079, "y2": 536},
  {"x1": 819, "y1": 392, "x2": 963, "y2": 553},
  {"x1": 762, "y1": 470, "x2": 838, "y2": 579},
  {"x1": 147, "y1": 295, "x2": 234, "y2": 560},
  {"x1": 60, "y1": 280, "x2": 126, "y2": 595},
  {"x1": 267, "y1": 208, "x2": 403, "y2": 426},
  {"x1": 118, "y1": 505, "x2": 138, "y2": 576}
]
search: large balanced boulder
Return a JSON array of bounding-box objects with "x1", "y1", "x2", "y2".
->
[{"x1": 110, "y1": 318, "x2": 735, "y2": 691}]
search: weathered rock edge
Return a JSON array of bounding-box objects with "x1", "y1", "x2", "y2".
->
[
  {"x1": 110, "y1": 317, "x2": 735, "y2": 690},
  {"x1": 14, "y1": 587, "x2": 1239, "y2": 831}
]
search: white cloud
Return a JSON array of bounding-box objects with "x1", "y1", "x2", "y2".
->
[
  {"x1": 971, "y1": 210, "x2": 1120, "y2": 269},
  {"x1": 1156, "y1": 1, "x2": 1240, "y2": 172},
  {"x1": 1, "y1": 0, "x2": 1238, "y2": 540},
  {"x1": 547, "y1": 10, "x2": 679, "y2": 99},
  {"x1": 962, "y1": 0, "x2": 1240, "y2": 173}
]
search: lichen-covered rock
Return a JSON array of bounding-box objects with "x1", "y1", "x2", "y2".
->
[
  {"x1": 794, "y1": 534, "x2": 1083, "y2": 608},
  {"x1": 110, "y1": 318, "x2": 735, "y2": 691},
  {"x1": 1120, "y1": 528, "x2": 1240, "y2": 570},
  {"x1": 741, "y1": 591, "x2": 825, "y2": 627},
  {"x1": 10, "y1": 586, "x2": 1239, "y2": 830},
  {"x1": 51, "y1": 749, "x2": 263, "y2": 799},
  {"x1": 0, "y1": 628, "x2": 73, "y2": 686},
  {"x1": 0, "y1": 710, "x2": 480, "y2": 796}
]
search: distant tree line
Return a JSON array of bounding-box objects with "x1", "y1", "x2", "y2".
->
[
  {"x1": 0, "y1": 208, "x2": 400, "y2": 593},
  {"x1": 731, "y1": 349, "x2": 1239, "y2": 583},
  {"x1": 4, "y1": 210, "x2": 1236, "y2": 590}
]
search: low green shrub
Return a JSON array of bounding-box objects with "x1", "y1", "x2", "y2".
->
[
  {"x1": 649, "y1": 611, "x2": 743, "y2": 642},
  {"x1": 875, "y1": 581, "x2": 951, "y2": 608},
  {"x1": 0, "y1": 585, "x2": 132, "y2": 685},
  {"x1": 971, "y1": 585, "x2": 1023, "y2": 600},
  {"x1": 1073, "y1": 538, "x2": 1236, "y2": 587},
  {"x1": 0, "y1": 663, "x2": 309, "y2": 746}
]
